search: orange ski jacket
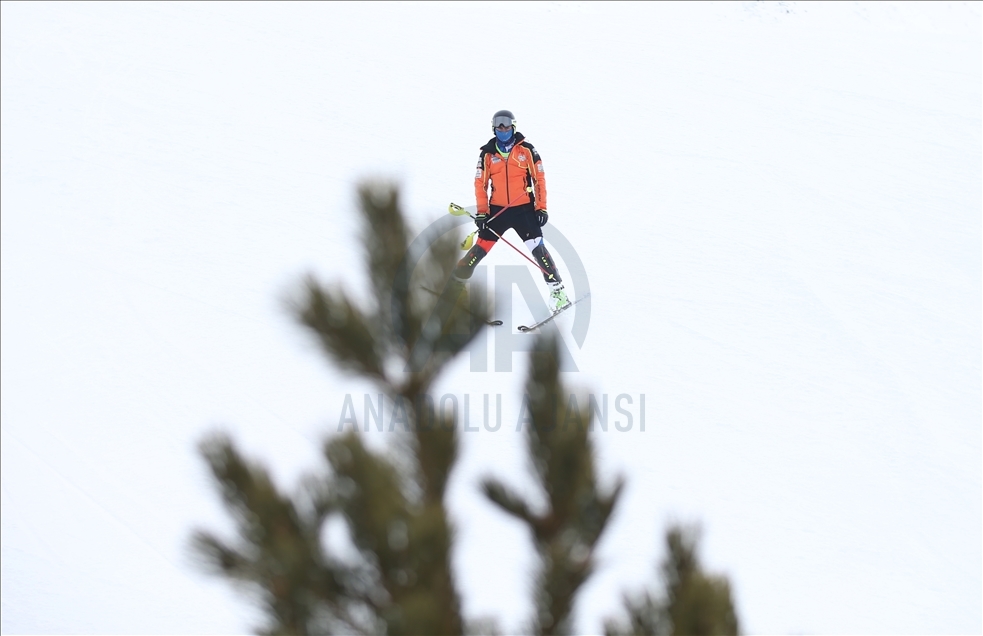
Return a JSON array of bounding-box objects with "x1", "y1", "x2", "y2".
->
[{"x1": 474, "y1": 132, "x2": 547, "y2": 214}]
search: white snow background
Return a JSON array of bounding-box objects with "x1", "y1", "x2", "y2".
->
[{"x1": 2, "y1": 2, "x2": 980, "y2": 633}]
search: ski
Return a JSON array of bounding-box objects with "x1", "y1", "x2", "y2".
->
[
  {"x1": 518, "y1": 292, "x2": 591, "y2": 332},
  {"x1": 420, "y1": 286, "x2": 504, "y2": 326}
]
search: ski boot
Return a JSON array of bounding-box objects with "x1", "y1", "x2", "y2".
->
[{"x1": 548, "y1": 281, "x2": 569, "y2": 313}]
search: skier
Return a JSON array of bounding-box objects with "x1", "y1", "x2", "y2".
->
[{"x1": 453, "y1": 109, "x2": 569, "y2": 312}]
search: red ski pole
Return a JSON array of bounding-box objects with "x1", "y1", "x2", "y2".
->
[{"x1": 448, "y1": 203, "x2": 551, "y2": 278}]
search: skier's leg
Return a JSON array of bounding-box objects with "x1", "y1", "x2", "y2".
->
[
  {"x1": 514, "y1": 208, "x2": 569, "y2": 310},
  {"x1": 454, "y1": 204, "x2": 508, "y2": 282},
  {"x1": 453, "y1": 237, "x2": 496, "y2": 282},
  {"x1": 509, "y1": 204, "x2": 555, "y2": 282},
  {"x1": 524, "y1": 237, "x2": 562, "y2": 285},
  {"x1": 525, "y1": 236, "x2": 568, "y2": 310}
]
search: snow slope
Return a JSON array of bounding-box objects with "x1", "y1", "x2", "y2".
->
[{"x1": 2, "y1": 2, "x2": 980, "y2": 633}]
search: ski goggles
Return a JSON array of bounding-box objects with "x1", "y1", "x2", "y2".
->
[{"x1": 492, "y1": 114, "x2": 515, "y2": 129}]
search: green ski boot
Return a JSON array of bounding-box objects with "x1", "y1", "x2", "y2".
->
[{"x1": 548, "y1": 282, "x2": 569, "y2": 313}]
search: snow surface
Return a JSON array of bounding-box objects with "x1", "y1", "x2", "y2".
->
[{"x1": 2, "y1": 2, "x2": 980, "y2": 634}]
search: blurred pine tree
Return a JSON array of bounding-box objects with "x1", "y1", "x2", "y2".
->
[
  {"x1": 191, "y1": 182, "x2": 473, "y2": 635},
  {"x1": 190, "y1": 182, "x2": 740, "y2": 635},
  {"x1": 605, "y1": 525, "x2": 740, "y2": 636},
  {"x1": 481, "y1": 335, "x2": 623, "y2": 635}
]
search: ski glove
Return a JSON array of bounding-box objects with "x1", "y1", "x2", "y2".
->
[
  {"x1": 474, "y1": 213, "x2": 489, "y2": 231},
  {"x1": 536, "y1": 209, "x2": 549, "y2": 227}
]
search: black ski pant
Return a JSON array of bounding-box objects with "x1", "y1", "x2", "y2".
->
[{"x1": 454, "y1": 203, "x2": 562, "y2": 284}]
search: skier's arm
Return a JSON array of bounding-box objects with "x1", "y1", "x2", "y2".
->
[
  {"x1": 528, "y1": 144, "x2": 547, "y2": 211},
  {"x1": 474, "y1": 152, "x2": 490, "y2": 214}
]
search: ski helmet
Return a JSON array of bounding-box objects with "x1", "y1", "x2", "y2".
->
[{"x1": 491, "y1": 109, "x2": 516, "y2": 131}]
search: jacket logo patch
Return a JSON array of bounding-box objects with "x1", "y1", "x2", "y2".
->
[
  {"x1": 475, "y1": 169, "x2": 482, "y2": 178},
  {"x1": 491, "y1": 157, "x2": 501, "y2": 163},
  {"x1": 518, "y1": 154, "x2": 526, "y2": 161},
  {"x1": 537, "y1": 164, "x2": 544, "y2": 172}
]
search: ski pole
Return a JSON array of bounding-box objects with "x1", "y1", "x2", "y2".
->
[{"x1": 448, "y1": 203, "x2": 552, "y2": 278}]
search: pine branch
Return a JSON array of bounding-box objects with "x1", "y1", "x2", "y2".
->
[
  {"x1": 480, "y1": 334, "x2": 626, "y2": 635},
  {"x1": 193, "y1": 434, "x2": 363, "y2": 634},
  {"x1": 481, "y1": 479, "x2": 538, "y2": 526},
  {"x1": 294, "y1": 278, "x2": 386, "y2": 383},
  {"x1": 605, "y1": 525, "x2": 740, "y2": 636}
]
